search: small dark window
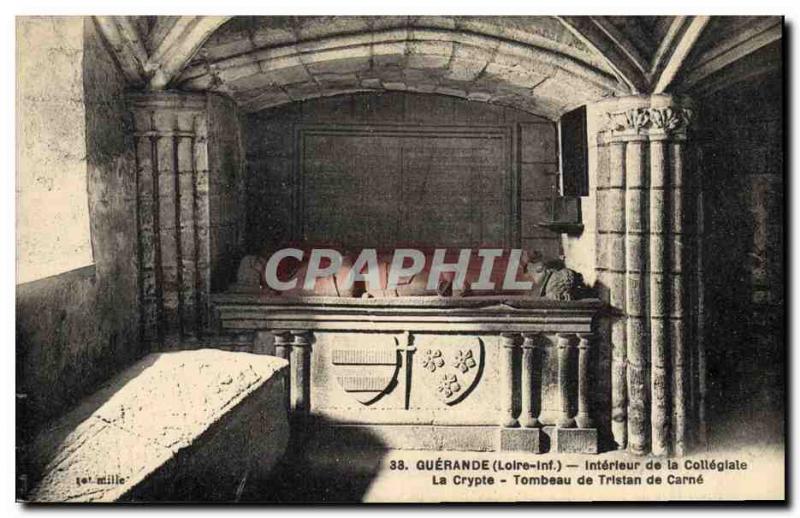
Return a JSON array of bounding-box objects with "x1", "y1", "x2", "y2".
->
[{"x1": 560, "y1": 105, "x2": 588, "y2": 197}]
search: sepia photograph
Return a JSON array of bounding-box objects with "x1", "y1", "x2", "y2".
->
[{"x1": 11, "y1": 6, "x2": 788, "y2": 505}]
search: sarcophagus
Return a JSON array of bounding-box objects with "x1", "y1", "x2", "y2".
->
[{"x1": 211, "y1": 293, "x2": 602, "y2": 454}]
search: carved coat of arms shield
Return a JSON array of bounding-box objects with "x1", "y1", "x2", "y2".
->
[
  {"x1": 417, "y1": 336, "x2": 484, "y2": 405},
  {"x1": 331, "y1": 335, "x2": 401, "y2": 405}
]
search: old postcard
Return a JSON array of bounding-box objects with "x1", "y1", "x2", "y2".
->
[{"x1": 15, "y1": 14, "x2": 785, "y2": 503}]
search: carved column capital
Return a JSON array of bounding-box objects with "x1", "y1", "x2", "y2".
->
[
  {"x1": 556, "y1": 333, "x2": 573, "y2": 349},
  {"x1": 520, "y1": 332, "x2": 539, "y2": 349},
  {"x1": 127, "y1": 91, "x2": 210, "y2": 135},
  {"x1": 605, "y1": 106, "x2": 694, "y2": 138},
  {"x1": 272, "y1": 330, "x2": 292, "y2": 342},
  {"x1": 577, "y1": 333, "x2": 594, "y2": 349},
  {"x1": 500, "y1": 332, "x2": 520, "y2": 348},
  {"x1": 272, "y1": 331, "x2": 292, "y2": 360},
  {"x1": 290, "y1": 330, "x2": 313, "y2": 347},
  {"x1": 591, "y1": 95, "x2": 695, "y2": 143}
]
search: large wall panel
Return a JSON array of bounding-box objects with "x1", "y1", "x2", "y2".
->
[{"x1": 245, "y1": 92, "x2": 561, "y2": 258}]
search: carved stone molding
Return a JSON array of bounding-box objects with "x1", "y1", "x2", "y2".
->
[
  {"x1": 606, "y1": 106, "x2": 694, "y2": 135},
  {"x1": 591, "y1": 94, "x2": 695, "y2": 142}
]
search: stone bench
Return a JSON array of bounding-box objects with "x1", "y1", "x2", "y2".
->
[{"x1": 21, "y1": 349, "x2": 289, "y2": 502}]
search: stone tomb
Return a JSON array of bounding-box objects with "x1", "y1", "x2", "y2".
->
[
  {"x1": 212, "y1": 294, "x2": 601, "y2": 454},
  {"x1": 22, "y1": 349, "x2": 289, "y2": 502}
]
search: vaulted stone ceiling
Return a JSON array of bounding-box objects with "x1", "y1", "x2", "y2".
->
[
  {"x1": 95, "y1": 15, "x2": 782, "y2": 119},
  {"x1": 671, "y1": 16, "x2": 784, "y2": 97},
  {"x1": 176, "y1": 16, "x2": 629, "y2": 118}
]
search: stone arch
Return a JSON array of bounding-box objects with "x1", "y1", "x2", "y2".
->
[{"x1": 175, "y1": 19, "x2": 630, "y2": 119}]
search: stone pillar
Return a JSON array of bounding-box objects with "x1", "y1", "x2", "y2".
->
[
  {"x1": 130, "y1": 93, "x2": 210, "y2": 347},
  {"x1": 129, "y1": 92, "x2": 244, "y2": 348},
  {"x1": 519, "y1": 333, "x2": 540, "y2": 428},
  {"x1": 499, "y1": 333, "x2": 518, "y2": 428},
  {"x1": 289, "y1": 330, "x2": 312, "y2": 414},
  {"x1": 592, "y1": 95, "x2": 696, "y2": 456},
  {"x1": 597, "y1": 139, "x2": 628, "y2": 449},
  {"x1": 499, "y1": 332, "x2": 543, "y2": 452},
  {"x1": 694, "y1": 167, "x2": 708, "y2": 448},
  {"x1": 556, "y1": 333, "x2": 575, "y2": 429},
  {"x1": 576, "y1": 333, "x2": 594, "y2": 428},
  {"x1": 625, "y1": 137, "x2": 650, "y2": 455},
  {"x1": 272, "y1": 331, "x2": 292, "y2": 410},
  {"x1": 670, "y1": 141, "x2": 689, "y2": 456},
  {"x1": 649, "y1": 138, "x2": 670, "y2": 456}
]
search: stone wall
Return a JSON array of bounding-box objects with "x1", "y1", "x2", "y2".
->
[
  {"x1": 244, "y1": 92, "x2": 561, "y2": 259},
  {"x1": 698, "y1": 70, "x2": 784, "y2": 447},
  {"x1": 16, "y1": 17, "x2": 94, "y2": 282},
  {"x1": 207, "y1": 95, "x2": 247, "y2": 291},
  {"x1": 17, "y1": 18, "x2": 142, "y2": 439}
]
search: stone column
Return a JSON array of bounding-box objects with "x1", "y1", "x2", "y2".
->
[
  {"x1": 694, "y1": 166, "x2": 708, "y2": 448},
  {"x1": 499, "y1": 333, "x2": 518, "y2": 428},
  {"x1": 596, "y1": 139, "x2": 628, "y2": 448},
  {"x1": 272, "y1": 331, "x2": 292, "y2": 410},
  {"x1": 592, "y1": 95, "x2": 696, "y2": 456},
  {"x1": 290, "y1": 331, "x2": 312, "y2": 415},
  {"x1": 625, "y1": 137, "x2": 650, "y2": 455},
  {"x1": 576, "y1": 333, "x2": 594, "y2": 428},
  {"x1": 130, "y1": 93, "x2": 210, "y2": 347},
  {"x1": 129, "y1": 92, "x2": 244, "y2": 348},
  {"x1": 519, "y1": 333, "x2": 540, "y2": 428},
  {"x1": 649, "y1": 138, "x2": 670, "y2": 456},
  {"x1": 556, "y1": 333, "x2": 575, "y2": 429},
  {"x1": 670, "y1": 141, "x2": 689, "y2": 456}
]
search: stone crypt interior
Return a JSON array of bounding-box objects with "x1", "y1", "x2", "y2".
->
[{"x1": 16, "y1": 16, "x2": 784, "y2": 501}]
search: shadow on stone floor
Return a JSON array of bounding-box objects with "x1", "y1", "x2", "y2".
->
[
  {"x1": 706, "y1": 403, "x2": 784, "y2": 453},
  {"x1": 239, "y1": 418, "x2": 389, "y2": 503}
]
